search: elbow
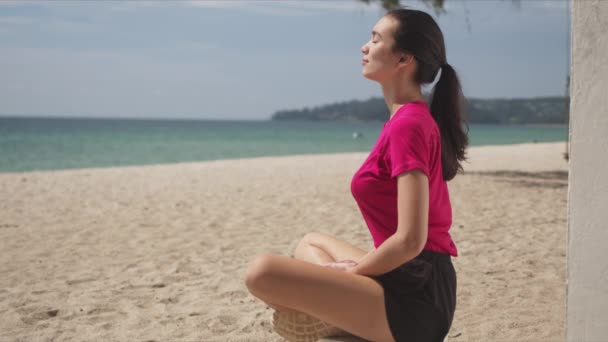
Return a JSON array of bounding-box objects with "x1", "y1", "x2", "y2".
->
[
  {"x1": 397, "y1": 228, "x2": 427, "y2": 256},
  {"x1": 407, "y1": 238, "x2": 426, "y2": 256}
]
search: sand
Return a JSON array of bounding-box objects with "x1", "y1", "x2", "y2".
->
[{"x1": 0, "y1": 142, "x2": 568, "y2": 342}]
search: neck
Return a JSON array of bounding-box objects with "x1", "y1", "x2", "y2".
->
[{"x1": 380, "y1": 77, "x2": 425, "y2": 120}]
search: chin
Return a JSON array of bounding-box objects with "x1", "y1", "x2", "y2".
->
[{"x1": 361, "y1": 70, "x2": 380, "y2": 82}]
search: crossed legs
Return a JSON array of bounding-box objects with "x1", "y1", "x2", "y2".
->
[{"x1": 244, "y1": 232, "x2": 395, "y2": 342}]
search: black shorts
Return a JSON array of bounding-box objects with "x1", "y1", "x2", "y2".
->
[{"x1": 371, "y1": 250, "x2": 457, "y2": 342}]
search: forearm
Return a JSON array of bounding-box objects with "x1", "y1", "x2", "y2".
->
[
  {"x1": 350, "y1": 234, "x2": 423, "y2": 277},
  {"x1": 354, "y1": 247, "x2": 374, "y2": 263}
]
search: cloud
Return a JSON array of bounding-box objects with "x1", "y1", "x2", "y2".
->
[
  {"x1": 259, "y1": 0, "x2": 382, "y2": 11},
  {"x1": 0, "y1": 0, "x2": 383, "y2": 18},
  {"x1": 186, "y1": 0, "x2": 383, "y2": 16}
]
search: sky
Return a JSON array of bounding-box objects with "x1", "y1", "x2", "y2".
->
[{"x1": 0, "y1": 0, "x2": 570, "y2": 120}]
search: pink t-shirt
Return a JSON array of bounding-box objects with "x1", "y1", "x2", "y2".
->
[{"x1": 350, "y1": 101, "x2": 457, "y2": 256}]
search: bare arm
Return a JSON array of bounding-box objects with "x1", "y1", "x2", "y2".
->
[
  {"x1": 356, "y1": 247, "x2": 376, "y2": 263},
  {"x1": 348, "y1": 169, "x2": 429, "y2": 277}
]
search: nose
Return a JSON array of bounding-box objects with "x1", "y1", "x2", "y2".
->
[{"x1": 361, "y1": 43, "x2": 368, "y2": 55}]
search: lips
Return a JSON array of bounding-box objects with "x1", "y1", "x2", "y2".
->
[{"x1": 362, "y1": 59, "x2": 369, "y2": 65}]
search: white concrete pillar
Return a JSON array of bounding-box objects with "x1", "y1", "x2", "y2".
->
[{"x1": 567, "y1": 0, "x2": 608, "y2": 340}]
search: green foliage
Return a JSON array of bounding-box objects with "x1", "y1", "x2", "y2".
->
[
  {"x1": 359, "y1": 0, "x2": 521, "y2": 16},
  {"x1": 270, "y1": 96, "x2": 569, "y2": 124}
]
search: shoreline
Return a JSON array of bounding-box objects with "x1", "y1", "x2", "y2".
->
[{"x1": 1, "y1": 141, "x2": 568, "y2": 175}]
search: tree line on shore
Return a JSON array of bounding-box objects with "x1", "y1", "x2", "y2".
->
[{"x1": 271, "y1": 96, "x2": 569, "y2": 124}]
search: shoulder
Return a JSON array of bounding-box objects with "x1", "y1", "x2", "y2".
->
[
  {"x1": 390, "y1": 115, "x2": 423, "y2": 130},
  {"x1": 388, "y1": 110, "x2": 433, "y2": 137}
]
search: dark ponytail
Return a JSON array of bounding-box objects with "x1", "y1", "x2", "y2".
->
[
  {"x1": 386, "y1": 8, "x2": 469, "y2": 181},
  {"x1": 430, "y1": 63, "x2": 468, "y2": 181}
]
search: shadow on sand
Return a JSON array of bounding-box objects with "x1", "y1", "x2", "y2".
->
[{"x1": 466, "y1": 170, "x2": 568, "y2": 189}]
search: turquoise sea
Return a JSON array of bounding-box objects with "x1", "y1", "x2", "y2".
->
[{"x1": 0, "y1": 117, "x2": 568, "y2": 173}]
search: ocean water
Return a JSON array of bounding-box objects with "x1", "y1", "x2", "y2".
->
[{"x1": 0, "y1": 117, "x2": 568, "y2": 173}]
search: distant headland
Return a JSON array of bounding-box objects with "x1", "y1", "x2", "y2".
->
[{"x1": 270, "y1": 96, "x2": 569, "y2": 125}]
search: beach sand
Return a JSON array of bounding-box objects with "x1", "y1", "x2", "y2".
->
[{"x1": 0, "y1": 142, "x2": 568, "y2": 341}]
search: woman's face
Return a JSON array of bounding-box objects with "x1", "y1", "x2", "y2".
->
[{"x1": 360, "y1": 16, "x2": 404, "y2": 82}]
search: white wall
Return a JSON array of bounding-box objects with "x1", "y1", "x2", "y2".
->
[{"x1": 567, "y1": 0, "x2": 608, "y2": 340}]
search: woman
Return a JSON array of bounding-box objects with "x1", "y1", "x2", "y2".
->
[{"x1": 245, "y1": 8, "x2": 468, "y2": 342}]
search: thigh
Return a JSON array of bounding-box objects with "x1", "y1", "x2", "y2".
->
[
  {"x1": 245, "y1": 253, "x2": 395, "y2": 342},
  {"x1": 295, "y1": 231, "x2": 368, "y2": 262}
]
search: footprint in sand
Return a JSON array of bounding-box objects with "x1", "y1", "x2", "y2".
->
[
  {"x1": 205, "y1": 315, "x2": 238, "y2": 333},
  {"x1": 85, "y1": 307, "x2": 127, "y2": 324},
  {"x1": 65, "y1": 278, "x2": 97, "y2": 286},
  {"x1": 159, "y1": 297, "x2": 178, "y2": 304},
  {"x1": 219, "y1": 290, "x2": 248, "y2": 300},
  {"x1": 20, "y1": 309, "x2": 59, "y2": 325},
  {"x1": 86, "y1": 307, "x2": 114, "y2": 315}
]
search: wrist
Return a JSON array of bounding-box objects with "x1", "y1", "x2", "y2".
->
[{"x1": 347, "y1": 264, "x2": 361, "y2": 275}]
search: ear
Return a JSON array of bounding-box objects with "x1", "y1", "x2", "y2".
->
[
  {"x1": 396, "y1": 53, "x2": 415, "y2": 71},
  {"x1": 399, "y1": 53, "x2": 415, "y2": 65}
]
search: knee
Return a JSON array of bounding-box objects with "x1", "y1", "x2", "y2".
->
[
  {"x1": 293, "y1": 232, "x2": 328, "y2": 259},
  {"x1": 244, "y1": 253, "x2": 275, "y2": 292},
  {"x1": 299, "y1": 231, "x2": 325, "y2": 247}
]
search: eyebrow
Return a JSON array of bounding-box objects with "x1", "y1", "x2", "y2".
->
[{"x1": 372, "y1": 30, "x2": 382, "y2": 38}]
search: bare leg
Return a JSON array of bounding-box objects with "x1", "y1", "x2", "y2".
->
[
  {"x1": 294, "y1": 243, "x2": 335, "y2": 265},
  {"x1": 265, "y1": 239, "x2": 335, "y2": 312},
  {"x1": 265, "y1": 232, "x2": 365, "y2": 313},
  {"x1": 292, "y1": 232, "x2": 366, "y2": 266},
  {"x1": 246, "y1": 254, "x2": 395, "y2": 342}
]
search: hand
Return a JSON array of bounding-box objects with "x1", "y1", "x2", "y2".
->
[{"x1": 320, "y1": 260, "x2": 358, "y2": 272}]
